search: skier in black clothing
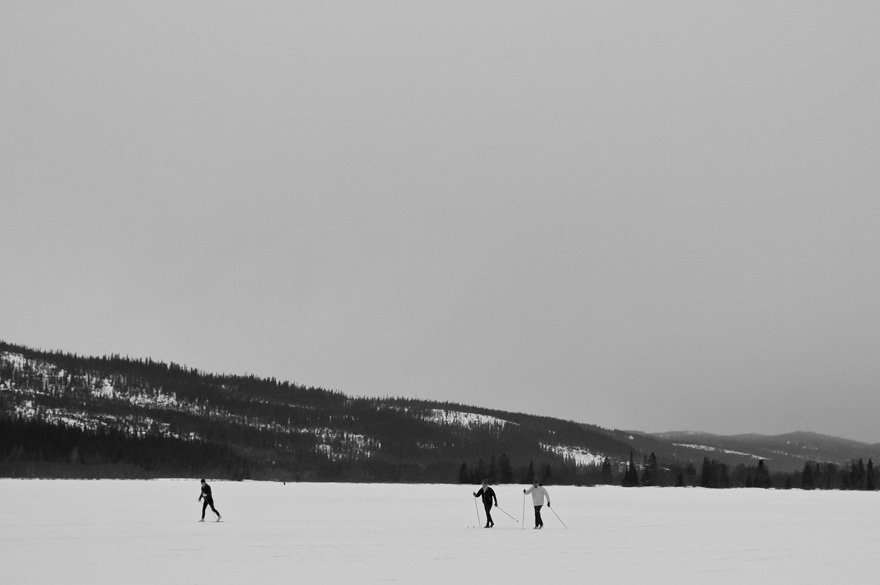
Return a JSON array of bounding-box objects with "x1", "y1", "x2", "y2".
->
[
  {"x1": 198, "y1": 479, "x2": 221, "y2": 522},
  {"x1": 473, "y1": 480, "x2": 498, "y2": 528}
]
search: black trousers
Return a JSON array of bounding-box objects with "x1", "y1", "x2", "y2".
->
[
  {"x1": 483, "y1": 503, "x2": 494, "y2": 526},
  {"x1": 202, "y1": 498, "x2": 220, "y2": 519},
  {"x1": 533, "y1": 505, "x2": 543, "y2": 527}
]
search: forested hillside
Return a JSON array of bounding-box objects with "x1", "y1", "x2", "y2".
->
[
  {"x1": 0, "y1": 341, "x2": 636, "y2": 482},
  {"x1": 3, "y1": 340, "x2": 878, "y2": 488}
]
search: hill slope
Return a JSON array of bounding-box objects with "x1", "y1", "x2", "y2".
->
[
  {"x1": 3, "y1": 341, "x2": 876, "y2": 481},
  {"x1": 1, "y1": 341, "x2": 635, "y2": 481}
]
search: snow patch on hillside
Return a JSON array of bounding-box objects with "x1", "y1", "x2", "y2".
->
[
  {"x1": 93, "y1": 379, "x2": 116, "y2": 399},
  {"x1": 11, "y1": 401, "x2": 198, "y2": 440},
  {"x1": 13, "y1": 399, "x2": 37, "y2": 418},
  {"x1": 673, "y1": 443, "x2": 716, "y2": 452},
  {"x1": 425, "y1": 409, "x2": 515, "y2": 428},
  {"x1": 1, "y1": 351, "x2": 28, "y2": 369},
  {"x1": 1, "y1": 352, "x2": 58, "y2": 377},
  {"x1": 540, "y1": 443, "x2": 603, "y2": 467},
  {"x1": 309, "y1": 428, "x2": 380, "y2": 460},
  {"x1": 673, "y1": 443, "x2": 766, "y2": 460},
  {"x1": 126, "y1": 388, "x2": 179, "y2": 408}
]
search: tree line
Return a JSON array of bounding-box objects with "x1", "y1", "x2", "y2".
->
[{"x1": 458, "y1": 451, "x2": 880, "y2": 491}]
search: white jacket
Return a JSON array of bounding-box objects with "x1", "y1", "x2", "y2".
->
[{"x1": 524, "y1": 485, "x2": 549, "y2": 506}]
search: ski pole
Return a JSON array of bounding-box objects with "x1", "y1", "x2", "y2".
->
[
  {"x1": 473, "y1": 495, "x2": 481, "y2": 526},
  {"x1": 521, "y1": 493, "x2": 526, "y2": 530},
  {"x1": 548, "y1": 505, "x2": 568, "y2": 529},
  {"x1": 496, "y1": 506, "x2": 518, "y2": 523}
]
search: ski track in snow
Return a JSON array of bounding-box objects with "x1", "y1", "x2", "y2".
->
[{"x1": 2, "y1": 481, "x2": 878, "y2": 585}]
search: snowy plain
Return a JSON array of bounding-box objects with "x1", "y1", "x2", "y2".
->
[{"x1": 1, "y1": 480, "x2": 878, "y2": 585}]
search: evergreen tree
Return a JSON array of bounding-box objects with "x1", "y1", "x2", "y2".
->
[
  {"x1": 699, "y1": 458, "x2": 730, "y2": 488},
  {"x1": 475, "y1": 458, "x2": 487, "y2": 482},
  {"x1": 684, "y1": 462, "x2": 697, "y2": 485},
  {"x1": 755, "y1": 459, "x2": 771, "y2": 489},
  {"x1": 525, "y1": 460, "x2": 535, "y2": 484},
  {"x1": 622, "y1": 451, "x2": 639, "y2": 487},
  {"x1": 498, "y1": 453, "x2": 513, "y2": 483},
  {"x1": 458, "y1": 462, "x2": 469, "y2": 484},
  {"x1": 700, "y1": 457, "x2": 712, "y2": 488},
  {"x1": 801, "y1": 462, "x2": 815, "y2": 490},
  {"x1": 541, "y1": 463, "x2": 552, "y2": 484},
  {"x1": 600, "y1": 457, "x2": 613, "y2": 484},
  {"x1": 719, "y1": 462, "x2": 730, "y2": 488},
  {"x1": 640, "y1": 452, "x2": 658, "y2": 486}
]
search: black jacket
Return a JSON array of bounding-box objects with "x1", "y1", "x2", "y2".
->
[{"x1": 474, "y1": 486, "x2": 497, "y2": 506}]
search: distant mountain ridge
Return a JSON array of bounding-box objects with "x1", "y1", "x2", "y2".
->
[
  {"x1": 658, "y1": 429, "x2": 873, "y2": 446},
  {"x1": 654, "y1": 430, "x2": 880, "y2": 472},
  {"x1": 2, "y1": 340, "x2": 877, "y2": 481}
]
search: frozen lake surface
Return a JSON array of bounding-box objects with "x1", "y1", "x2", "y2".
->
[{"x1": 1, "y1": 480, "x2": 878, "y2": 584}]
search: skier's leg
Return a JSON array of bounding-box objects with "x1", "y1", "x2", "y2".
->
[
  {"x1": 210, "y1": 501, "x2": 221, "y2": 520},
  {"x1": 201, "y1": 500, "x2": 208, "y2": 521},
  {"x1": 484, "y1": 503, "x2": 493, "y2": 527}
]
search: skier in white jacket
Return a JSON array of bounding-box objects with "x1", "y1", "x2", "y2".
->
[{"x1": 523, "y1": 482, "x2": 550, "y2": 529}]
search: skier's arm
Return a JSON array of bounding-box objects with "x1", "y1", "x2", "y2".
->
[
  {"x1": 545, "y1": 489, "x2": 551, "y2": 507},
  {"x1": 492, "y1": 491, "x2": 498, "y2": 506},
  {"x1": 523, "y1": 486, "x2": 533, "y2": 494},
  {"x1": 473, "y1": 488, "x2": 483, "y2": 498}
]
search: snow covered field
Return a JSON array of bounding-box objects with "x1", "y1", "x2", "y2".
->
[{"x1": 1, "y1": 481, "x2": 878, "y2": 585}]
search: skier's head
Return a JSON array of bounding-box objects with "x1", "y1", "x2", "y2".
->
[
  {"x1": 532, "y1": 481, "x2": 539, "y2": 487},
  {"x1": 200, "y1": 478, "x2": 206, "y2": 484}
]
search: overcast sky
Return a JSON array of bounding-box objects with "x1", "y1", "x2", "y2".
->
[{"x1": 3, "y1": 2, "x2": 879, "y2": 441}]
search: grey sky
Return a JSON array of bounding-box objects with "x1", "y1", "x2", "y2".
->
[{"x1": 3, "y1": 2, "x2": 880, "y2": 440}]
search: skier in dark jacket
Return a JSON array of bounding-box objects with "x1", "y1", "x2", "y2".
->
[
  {"x1": 473, "y1": 480, "x2": 498, "y2": 528},
  {"x1": 198, "y1": 479, "x2": 221, "y2": 522}
]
